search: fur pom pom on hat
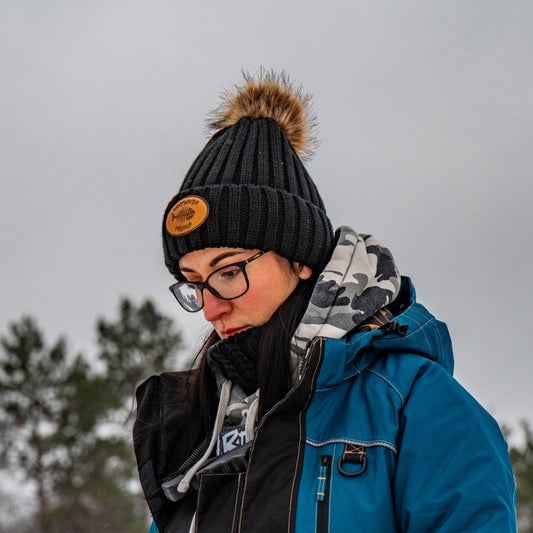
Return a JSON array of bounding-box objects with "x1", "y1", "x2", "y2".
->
[
  {"x1": 163, "y1": 69, "x2": 334, "y2": 279},
  {"x1": 207, "y1": 70, "x2": 318, "y2": 160}
]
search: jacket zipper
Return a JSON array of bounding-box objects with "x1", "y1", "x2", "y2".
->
[
  {"x1": 316, "y1": 455, "x2": 332, "y2": 532},
  {"x1": 239, "y1": 337, "x2": 324, "y2": 532}
]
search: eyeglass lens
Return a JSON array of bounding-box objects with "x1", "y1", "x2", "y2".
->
[{"x1": 174, "y1": 263, "x2": 249, "y2": 311}]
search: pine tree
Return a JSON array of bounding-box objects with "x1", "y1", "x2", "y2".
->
[
  {"x1": 0, "y1": 316, "x2": 75, "y2": 528},
  {"x1": 0, "y1": 298, "x2": 184, "y2": 532}
]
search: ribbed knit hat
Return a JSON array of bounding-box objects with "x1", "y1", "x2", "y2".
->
[{"x1": 163, "y1": 70, "x2": 334, "y2": 279}]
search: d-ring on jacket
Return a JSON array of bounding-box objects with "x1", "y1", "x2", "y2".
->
[{"x1": 134, "y1": 278, "x2": 517, "y2": 532}]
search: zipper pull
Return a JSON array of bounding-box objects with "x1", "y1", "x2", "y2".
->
[{"x1": 316, "y1": 455, "x2": 332, "y2": 502}]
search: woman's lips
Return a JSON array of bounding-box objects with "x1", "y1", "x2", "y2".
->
[{"x1": 222, "y1": 327, "x2": 249, "y2": 338}]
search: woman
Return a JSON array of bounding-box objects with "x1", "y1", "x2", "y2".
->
[{"x1": 134, "y1": 71, "x2": 516, "y2": 532}]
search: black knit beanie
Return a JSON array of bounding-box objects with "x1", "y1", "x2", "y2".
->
[{"x1": 163, "y1": 71, "x2": 334, "y2": 279}]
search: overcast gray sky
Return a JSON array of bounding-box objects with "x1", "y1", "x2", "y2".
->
[{"x1": 1, "y1": 1, "x2": 532, "y2": 437}]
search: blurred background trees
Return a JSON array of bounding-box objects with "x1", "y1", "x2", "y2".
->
[
  {"x1": 0, "y1": 299, "x2": 531, "y2": 531},
  {"x1": 0, "y1": 298, "x2": 183, "y2": 532},
  {"x1": 510, "y1": 421, "x2": 533, "y2": 532}
]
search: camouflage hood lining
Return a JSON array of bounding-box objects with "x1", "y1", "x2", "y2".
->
[{"x1": 290, "y1": 226, "x2": 401, "y2": 381}]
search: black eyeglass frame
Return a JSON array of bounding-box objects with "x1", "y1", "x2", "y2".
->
[{"x1": 169, "y1": 251, "x2": 267, "y2": 312}]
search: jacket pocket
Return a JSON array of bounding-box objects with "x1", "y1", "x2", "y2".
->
[
  {"x1": 195, "y1": 472, "x2": 244, "y2": 533},
  {"x1": 316, "y1": 455, "x2": 332, "y2": 533}
]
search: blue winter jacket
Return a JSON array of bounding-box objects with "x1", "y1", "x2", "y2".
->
[
  {"x1": 139, "y1": 278, "x2": 516, "y2": 532},
  {"x1": 295, "y1": 277, "x2": 516, "y2": 531}
]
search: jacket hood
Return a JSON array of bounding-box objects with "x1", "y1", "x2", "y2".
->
[{"x1": 315, "y1": 277, "x2": 454, "y2": 388}]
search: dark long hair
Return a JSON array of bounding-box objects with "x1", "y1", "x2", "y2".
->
[{"x1": 256, "y1": 274, "x2": 317, "y2": 415}]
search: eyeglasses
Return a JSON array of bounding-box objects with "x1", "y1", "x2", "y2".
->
[{"x1": 169, "y1": 251, "x2": 266, "y2": 312}]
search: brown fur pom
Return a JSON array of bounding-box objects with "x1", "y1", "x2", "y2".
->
[{"x1": 207, "y1": 69, "x2": 318, "y2": 160}]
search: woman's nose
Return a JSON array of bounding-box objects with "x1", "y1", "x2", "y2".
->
[{"x1": 201, "y1": 289, "x2": 232, "y2": 322}]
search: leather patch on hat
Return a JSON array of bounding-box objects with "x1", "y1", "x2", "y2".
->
[{"x1": 166, "y1": 195, "x2": 209, "y2": 236}]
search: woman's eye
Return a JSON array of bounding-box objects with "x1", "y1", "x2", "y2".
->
[{"x1": 218, "y1": 266, "x2": 241, "y2": 280}]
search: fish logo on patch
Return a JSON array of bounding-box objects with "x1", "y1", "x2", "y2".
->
[{"x1": 166, "y1": 195, "x2": 209, "y2": 236}]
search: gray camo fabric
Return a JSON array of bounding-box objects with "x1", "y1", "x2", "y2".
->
[{"x1": 290, "y1": 226, "x2": 401, "y2": 381}]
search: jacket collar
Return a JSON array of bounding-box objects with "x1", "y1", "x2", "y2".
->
[{"x1": 314, "y1": 277, "x2": 454, "y2": 389}]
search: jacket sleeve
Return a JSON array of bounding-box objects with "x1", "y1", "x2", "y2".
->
[{"x1": 393, "y1": 361, "x2": 516, "y2": 532}]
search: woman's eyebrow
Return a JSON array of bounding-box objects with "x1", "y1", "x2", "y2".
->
[
  {"x1": 208, "y1": 250, "x2": 245, "y2": 267},
  {"x1": 180, "y1": 250, "x2": 246, "y2": 273}
]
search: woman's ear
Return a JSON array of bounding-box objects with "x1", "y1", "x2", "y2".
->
[{"x1": 296, "y1": 264, "x2": 313, "y2": 280}]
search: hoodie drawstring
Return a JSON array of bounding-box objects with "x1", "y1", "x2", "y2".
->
[
  {"x1": 177, "y1": 379, "x2": 232, "y2": 495},
  {"x1": 245, "y1": 394, "x2": 259, "y2": 443}
]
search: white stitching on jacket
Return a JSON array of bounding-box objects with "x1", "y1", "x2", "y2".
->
[{"x1": 305, "y1": 437, "x2": 397, "y2": 455}]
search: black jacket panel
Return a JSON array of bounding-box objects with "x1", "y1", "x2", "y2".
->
[{"x1": 134, "y1": 339, "x2": 324, "y2": 533}]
